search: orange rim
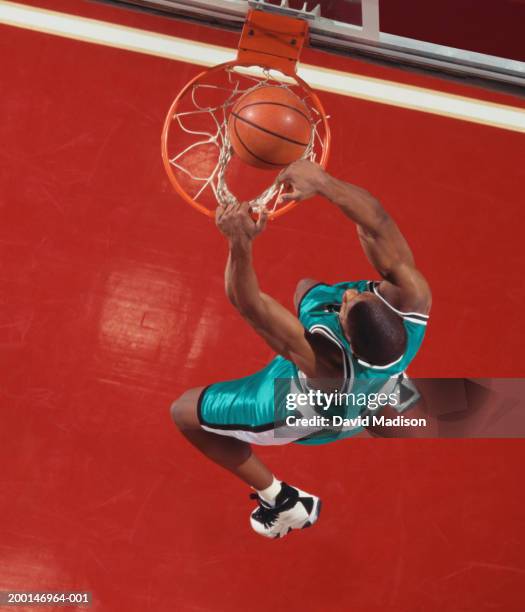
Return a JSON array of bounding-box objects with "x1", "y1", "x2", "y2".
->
[{"x1": 161, "y1": 61, "x2": 331, "y2": 220}]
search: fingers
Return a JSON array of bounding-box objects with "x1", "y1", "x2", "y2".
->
[
  {"x1": 216, "y1": 201, "x2": 271, "y2": 233},
  {"x1": 215, "y1": 205, "x2": 225, "y2": 225},
  {"x1": 277, "y1": 159, "x2": 313, "y2": 183},
  {"x1": 256, "y1": 210, "x2": 268, "y2": 233},
  {"x1": 216, "y1": 203, "x2": 239, "y2": 231},
  {"x1": 217, "y1": 202, "x2": 240, "y2": 218},
  {"x1": 277, "y1": 190, "x2": 300, "y2": 204},
  {"x1": 276, "y1": 167, "x2": 290, "y2": 185}
]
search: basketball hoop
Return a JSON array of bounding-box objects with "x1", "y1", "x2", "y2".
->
[{"x1": 161, "y1": 10, "x2": 331, "y2": 219}]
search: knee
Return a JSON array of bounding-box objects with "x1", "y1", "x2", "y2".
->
[
  {"x1": 169, "y1": 398, "x2": 185, "y2": 428},
  {"x1": 295, "y1": 277, "x2": 316, "y2": 291},
  {"x1": 170, "y1": 387, "x2": 201, "y2": 430}
]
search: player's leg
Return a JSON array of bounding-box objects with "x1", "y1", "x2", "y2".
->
[
  {"x1": 170, "y1": 387, "x2": 273, "y2": 490},
  {"x1": 294, "y1": 278, "x2": 320, "y2": 311},
  {"x1": 170, "y1": 386, "x2": 322, "y2": 539}
]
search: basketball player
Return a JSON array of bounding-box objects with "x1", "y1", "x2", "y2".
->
[{"x1": 170, "y1": 160, "x2": 431, "y2": 539}]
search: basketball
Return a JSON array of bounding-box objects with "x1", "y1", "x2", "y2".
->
[{"x1": 228, "y1": 86, "x2": 312, "y2": 170}]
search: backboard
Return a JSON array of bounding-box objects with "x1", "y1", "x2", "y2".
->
[{"x1": 101, "y1": 0, "x2": 525, "y2": 92}]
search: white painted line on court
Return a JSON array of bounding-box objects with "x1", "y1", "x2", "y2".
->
[
  {"x1": 1, "y1": 0, "x2": 524, "y2": 133},
  {"x1": 298, "y1": 65, "x2": 525, "y2": 132},
  {"x1": 0, "y1": 1, "x2": 236, "y2": 65}
]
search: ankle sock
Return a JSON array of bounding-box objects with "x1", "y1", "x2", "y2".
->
[{"x1": 256, "y1": 477, "x2": 282, "y2": 506}]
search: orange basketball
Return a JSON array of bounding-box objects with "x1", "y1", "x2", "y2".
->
[{"x1": 228, "y1": 86, "x2": 312, "y2": 170}]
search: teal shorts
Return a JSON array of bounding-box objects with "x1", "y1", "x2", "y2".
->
[
  {"x1": 197, "y1": 356, "x2": 367, "y2": 446},
  {"x1": 197, "y1": 355, "x2": 310, "y2": 446}
]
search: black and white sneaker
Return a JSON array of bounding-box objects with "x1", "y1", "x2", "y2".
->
[{"x1": 249, "y1": 482, "x2": 322, "y2": 539}]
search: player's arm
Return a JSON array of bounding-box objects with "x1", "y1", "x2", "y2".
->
[
  {"x1": 216, "y1": 203, "x2": 317, "y2": 376},
  {"x1": 277, "y1": 161, "x2": 431, "y2": 314}
]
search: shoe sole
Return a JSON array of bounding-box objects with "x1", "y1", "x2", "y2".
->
[{"x1": 274, "y1": 497, "x2": 322, "y2": 539}]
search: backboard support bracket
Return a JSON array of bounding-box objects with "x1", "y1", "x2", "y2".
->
[{"x1": 237, "y1": 8, "x2": 308, "y2": 74}]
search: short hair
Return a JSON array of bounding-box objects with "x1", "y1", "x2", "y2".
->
[{"x1": 346, "y1": 298, "x2": 407, "y2": 366}]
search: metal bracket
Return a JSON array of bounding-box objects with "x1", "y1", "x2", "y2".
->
[{"x1": 248, "y1": 1, "x2": 321, "y2": 21}]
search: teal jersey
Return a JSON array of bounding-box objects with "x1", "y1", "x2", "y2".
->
[
  {"x1": 294, "y1": 280, "x2": 429, "y2": 444},
  {"x1": 298, "y1": 280, "x2": 428, "y2": 378},
  {"x1": 199, "y1": 280, "x2": 429, "y2": 446}
]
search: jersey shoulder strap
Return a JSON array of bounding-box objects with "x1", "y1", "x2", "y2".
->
[
  {"x1": 369, "y1": 281, "x2": 429, "y2": 326},
  {"x1": 355, "y1": 282, "x2": 429, "y2": 374}
]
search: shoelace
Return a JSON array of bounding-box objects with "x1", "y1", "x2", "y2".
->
[{"x1": 249, "y1": 493, "x2": 280, "y2": 528}]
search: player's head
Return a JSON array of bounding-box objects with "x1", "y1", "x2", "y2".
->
[{"x1": 339, "y1": 289, "x2": 407, "y2": 366}]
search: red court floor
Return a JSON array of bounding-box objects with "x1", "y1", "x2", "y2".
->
[{"x1": 1, "y1": 2, "x2": 525, "y2": 611}]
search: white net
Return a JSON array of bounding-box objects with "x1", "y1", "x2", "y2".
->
[{"x1": 165, "y1": 65, "x2": 328, "y2": 215}]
